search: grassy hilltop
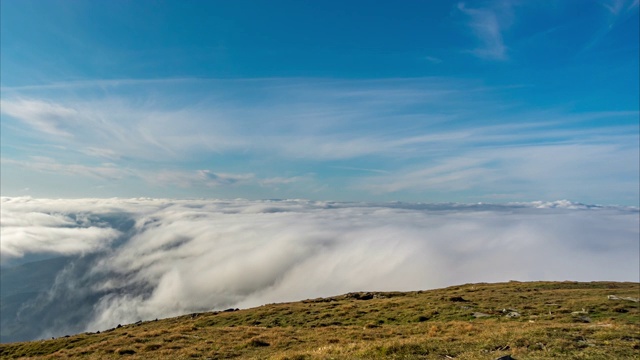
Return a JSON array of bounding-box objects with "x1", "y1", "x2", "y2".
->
[{"x1": 1, "y1": 281, "x2": 638, "y2": 359}]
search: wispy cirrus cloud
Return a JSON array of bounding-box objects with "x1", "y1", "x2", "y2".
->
[
  {"x1": 4, "y1": 78, "x2": 633, "y2": 163},
  {"x1": 1, "y1": 94, "x2": 247, "y2": 162},
  {"x1": 0, "y1": 99, "x2": 76, "y2": 137},
  {"x1": 1, "y1": 78, "x2": 637, "y2": 204},
  {"x1": 151, "y1": 170, "x2": 255, "y2": 188},
  {"x1": 2, "y1": 156, "x2": 263, "y2": 191},
  {"x1": 0, "y1": 77, "x2": 491, "y2": 163},
  {"x1": 1, "y1": 157, "x2": 130, "y2": 181},
  {"x1": 258, "y1": 175, "x2": 312, "y2": 186},
  {"x1": 580, "y1": 0, "x2": 640, "y2": 51},
  {"x1": 602, "y1": 0, "x2": 639, "y2": 15},
  {"x1": 456, "y1": 1, "x2": 512, "y2": 61},
  {"x1": 360, "y1": 141, "x2": 639, "y2": 204}
]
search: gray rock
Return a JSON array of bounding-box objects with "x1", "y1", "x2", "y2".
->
[
  {"x1": 575, "y1": 316, "x2": 592, "y2": 323},
  {"x1": 449, "y1": 296, "x2": 469, "y2": 302},
  {"x1": 495, "y1": 356, "x2": 516, "y2": 360},
  {"x1": 473, "y1": 312, "x2": 491, "y2": 318}
]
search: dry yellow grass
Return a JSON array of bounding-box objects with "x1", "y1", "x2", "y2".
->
[{"x1": 1, "y1": 281, "x2": 638, "y2": 359}]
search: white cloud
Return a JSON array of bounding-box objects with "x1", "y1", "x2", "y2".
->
[
  {"x1": 359, "y1": 141, "x2": 639, "y2": 204},
  {"x1": 0, "y1": 99, "x2": 76, "y2": 137},
  {"x1": 602, "y1": 0, "x2": 639, "y2": 15},
  {"x1": 3, "y1": 79, "x2": 633, "y2": 165},
  {"x1": 1, "y1": 197, "x2": 637, "y2": 337},
  {"x1": 581, "y1": 0, "x2": 640, "y2": 51},
  {"x1": 424, "y1": 56, "x2": 443, "y2": 64},
  {"x1": 150, "y1": 169, "x2": 255, "y2": 188},
  {"x1": 259, "y1": 175, "x2": 311, "y2": 186},
  {"x1": 1, "y1": 96, "x2": 247, "y2": 162},
  {"x1": 1, "y1": 79, "x2": 637, "y2": 204},
  {"x1": 457, "y1": 2, "x2": 511, "y2": 60},
  {"x1": 2, "y1": 157, "x2": 130, "y2": 181},
  {"x1": 196, "y1": 170, "x2": 254, "y2": 186},
  {"x1": 82, "y1": 147, "x2": 121, "y2": 161},
  {"x1": 364, "y1": 157, "x2": 493, "y2": 193},
  {"x1": 0, "y1": 226, "x2": 119, "y2": 261},
  {"x1": 0, "y1": 78, "x2": 488, "y2": 162},
  {"x1": 0, "y1": 199, "x2": 122, "y2": 262}
]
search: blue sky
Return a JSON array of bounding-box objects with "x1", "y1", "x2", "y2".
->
[{"x1": 1, "y1": 0, "x2": 638, "y2": 205}]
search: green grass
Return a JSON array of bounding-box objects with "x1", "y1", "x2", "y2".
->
[{"x1": 1, "y1": 281, "x2": 638, "y2": 359}]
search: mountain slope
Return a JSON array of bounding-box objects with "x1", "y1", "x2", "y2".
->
[{"x1": 1, "y1": 281, "x2": 638, "y2": 359}]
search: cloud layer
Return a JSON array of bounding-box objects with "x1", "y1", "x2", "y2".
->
[
  {"x1": 2, "y1": 78, "x2": 638, "y2": 204},
  {"x1": 1, "y1": 197, "x2": 638, "y2": 341}
]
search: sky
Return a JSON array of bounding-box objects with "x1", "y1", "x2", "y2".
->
[{"x1": 1, "y1": 0, "x2": 639, "y2": 205}]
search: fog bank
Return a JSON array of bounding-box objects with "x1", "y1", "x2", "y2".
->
[{"x1": 1, "y1": 197, "x2": 638, "y2": 341}]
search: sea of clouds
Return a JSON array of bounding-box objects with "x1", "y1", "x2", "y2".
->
[{"x1": 1, "y1": 196, "x2": 638, "y2": 340}]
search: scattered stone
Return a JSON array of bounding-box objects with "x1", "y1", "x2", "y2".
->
[
  {"x1": 473, "y1": 312, "x2": 491, "y2": 318},
  {"x1": 505, "y1": 311, "x2": 520, "y2": 318},
  {"x1": 345, "y1": 292, "x2": 375, "y2": 300},
  {"x1": 449, "y1": 296, "x2": 469, "y2": 302},
  {"x1": 575, "y1": 316, "x2": 592, "y2": 323},
  {"x1": 116, "y1": 324, "x2": 122, "y2": 328},
  {"x1": 135, "y1": 320, "x2": 143, "y2": 325},
  {"x1": 608, "y1": 295, "x2": 639, "y2": 302},
  {"x1": 495, "y1": 355, "x2": 516, "y2": 360},
  {"x1": 116, "y1": 349, "x2": 136, "y2": 355},
  {"x1": 577, "y1": 339, "x2": 595, "y2": 347},
  {"x1": 248, "y1": 338, "x2": 270, "y2": 347},
  {"x1": 223, "y1": 308, "x2": 238, "y2": 312},
  {"x1": 571, "y1": 309, "x2": 588, "y2": 315}
]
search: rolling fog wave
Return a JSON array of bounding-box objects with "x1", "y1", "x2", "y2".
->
[{"x1": 1, "y1": 197, "x2": 638, "y2": 341}]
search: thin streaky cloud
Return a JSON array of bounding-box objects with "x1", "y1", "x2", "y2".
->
[
  {"x1": 0, "y1": 99, "x2": 76, "y2": 137},
  {"x1": 581, "y1": 0, "x2": 639, "y2": 51},
  {"x1": 602, "y1": 0, "x2": 639, "y2": 15},
  {"x1": 457, "y1": 2, "x2": 509, "y2": 61},
  {"x1": 359, "y1": 142, "x2": 638, "y2": 204},
  {"x1": 2, "y1": 157, "x2": 130, "y2": 181},
  {"x1": 0, "y1": 0, "x2": 638, "y2": 204},
  {"x1": 2, "y1": 77, "x2": 637, "y2": 205},
  {"x1": 424, "y1": 56, "x2": 443, "y2": 64},
  {"x1": 331, "y1": 166, "x2": 391, "y2": 174}
]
